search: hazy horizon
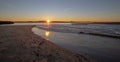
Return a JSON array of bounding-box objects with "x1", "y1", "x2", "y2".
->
[{"x1": 0, "y1": 0, "x2": 120, "y2": 22}]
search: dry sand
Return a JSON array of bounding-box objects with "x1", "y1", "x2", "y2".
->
[{"x1": 0, "y1": 25, "x2": 95, "y2": 62}]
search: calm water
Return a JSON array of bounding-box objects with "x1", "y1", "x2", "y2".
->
[{"x1": 32, "y1": 23, "x2": 120, "y2": 62}]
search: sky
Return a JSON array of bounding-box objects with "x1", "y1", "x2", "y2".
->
[{"x1": 0, "y1": 0, "x2": 120, "y2": 22}]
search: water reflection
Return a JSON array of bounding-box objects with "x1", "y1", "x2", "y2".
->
[{"x1": 45, "y1": 30, "x2": 50, "y2": 40}]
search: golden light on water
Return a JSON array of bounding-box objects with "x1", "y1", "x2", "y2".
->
[
  {"x1": 45, "y1": 31, "x2": 50, "y2": 40},
  {"x1": 45, "y1": 31, "x2": 50, "y2": 37}
]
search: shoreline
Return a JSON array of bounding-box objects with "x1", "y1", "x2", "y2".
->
[{"x1": 0, "y1": 25, "x2": 94, "y2": 62}]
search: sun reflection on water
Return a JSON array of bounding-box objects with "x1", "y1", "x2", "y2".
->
[{"x1": 45, "y1": 31, "x2": 50, "y2": 40}]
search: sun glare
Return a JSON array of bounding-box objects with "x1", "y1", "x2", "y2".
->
[
  {"x1": 45, "y1": 31, "x2": 50, "y2": 40},
  {"x1": 45, "y1": 31, "x2": 50, "y2": 37},
  {"x1": 46, "y1": 19, "x2": 50, "y2": 25},
  {"x1": 47, "y1": 19, "x2": 50, "y2": 23}
]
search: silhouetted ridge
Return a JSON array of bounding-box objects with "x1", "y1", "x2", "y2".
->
[{"x1": 0, "y1": 21, "x2": 14, "y2": 24}]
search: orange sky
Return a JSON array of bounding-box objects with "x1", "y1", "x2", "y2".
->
[{"x1": 0, "y1": 0, "x2": 120, "y2": 22}]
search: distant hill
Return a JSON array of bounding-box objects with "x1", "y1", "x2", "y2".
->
[
  {"x1": 14, "y1": 20, "x2": 120, "y2": 24},
  {"x1": 13, "y1": 21, "x2": 71, "y2": 23},
  {"x1": 0, "y1": 21, "x2": 14, "y2": 25}
]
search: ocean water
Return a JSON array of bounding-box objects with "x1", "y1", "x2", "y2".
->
[
  {"x1": 32, "y1": 23, "x2": 120, "y2": 62},
  {"x1": 36, "y1": 23, "x2": 120, "y2": 37}
]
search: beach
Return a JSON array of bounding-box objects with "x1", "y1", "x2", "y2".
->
[{"x1": 0, "y1": 25, "x2": 94, "y2": 62}]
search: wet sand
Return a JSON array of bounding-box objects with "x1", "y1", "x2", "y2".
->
[{"x1": 0, "y1": 25, "x2": 94, "y2": 62}]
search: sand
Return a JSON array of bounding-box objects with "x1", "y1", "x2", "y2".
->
[{"x1": 0, "y1": 25, "x2": 95, "y2": 62}]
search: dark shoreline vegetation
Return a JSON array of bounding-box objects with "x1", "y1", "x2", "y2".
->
[
  {"x1": 71, "y1": 22, "x2": 120, "y2": 25},
  {"x1": 0, "y1": 21, "x2": 14, "y2": 25}
]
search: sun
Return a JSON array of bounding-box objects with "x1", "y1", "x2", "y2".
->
[
  {"x1": 46, "y1": 19, "x2": 51, "y2": 25},
  {"x1": 47, "y1": 19, "x2": 50, "y2": 23}
]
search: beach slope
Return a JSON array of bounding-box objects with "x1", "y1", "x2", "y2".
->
[{"x1": 0, "y1": 25, "x2": 94, "y2": 62}]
